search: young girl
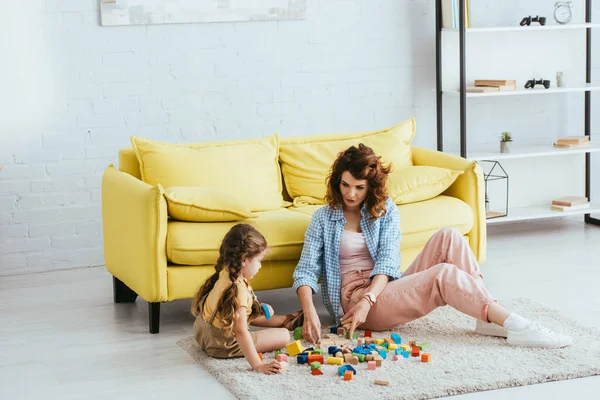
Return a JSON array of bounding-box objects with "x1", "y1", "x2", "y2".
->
[{"x1": 191, "y1": 223, "x2": 303, "y2": 375}]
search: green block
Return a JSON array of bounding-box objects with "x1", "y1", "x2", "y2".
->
[
  {"x1": 345, "y1": 331, "x2": 357, "y2": 339},
  {"x1": 310, "y1": 361, "x2": 321, "y2": 371},
  {"x1": 418, "y1": 342, "x2": 430, "y2": 350},
  {"x1": 354, "y1": 353, "x2": 366, "y2": 362},
  {"x1": 274, "y1": 349, "x2": 283, "y2": 356},
  {"x1": 294, "y1": 327, "x2": 303, "y2": 340},
  {"x1": 312, "y1": 348, "x2": 324, "y2": 355}
]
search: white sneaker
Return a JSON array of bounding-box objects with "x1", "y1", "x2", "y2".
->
[
  {"x1": 507, "y1": 322, "x2": 573, "y2": 348},
  {"x1": 475, "y1": 319, "x2": 508, "y2": 338}
]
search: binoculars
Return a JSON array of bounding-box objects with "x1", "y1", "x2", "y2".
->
[
  {"x1": 524, "y1": 79, "x2": 551, "y2": 89},
  {"x1": 520, "y1": 15, "x2": 547, "y2": 26}
]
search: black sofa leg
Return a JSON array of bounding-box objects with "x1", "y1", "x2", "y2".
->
[
  {"x1": 149, "y1": 302, "x2": 160, "y2": 334},
  {"x1": 113, "y1": 276, "x2": 138, "y2": 303}
]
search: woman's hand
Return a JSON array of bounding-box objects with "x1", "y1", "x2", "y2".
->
[
  {"x1": 340, "y1": 298, "x2": 371, "y2": 339},
  {"x1": 302, "y1": 308, "x2": 322, "y2": 344},
  {"x1": 254, "y1": 360, "x2": 282, "y2": 375}
]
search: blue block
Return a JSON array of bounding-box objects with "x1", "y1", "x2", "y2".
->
[
  {"x1": 328, "y1": 346, "x2": 341, "y2": 356},
  {"x1": 345, "y1": 365, "x2": 357, "y2": 375},
  {"x1": 261, "y1": 304, "x2": 271, "y2": 320},
  {"x1": 391, "y1": 333, "x2": 402, "y2": 344},
  {"x1": 297, "y1": 354, "x2": 308, "y2": 364},
  {"x1": 330, "y1": 325, "x2": 338, "y2": 334},
  {"x1": 402, "y1": 351, "x2": 409, "y2": 358},
  {"x1": 395, "y1": 348, "x2": 402, "y2": 355},
  {"x1": 338, "y1": 365, "x2": 349, "y2": 376},
  {"x1": 304, "y1": 347, "x2": 315, "y2": 352},
  {"x1": 378, "y1": 349, "x2": 387, "y2": 359},
  {"x1": 382, "y1": 341, "x2": 389, "y2": 348}
]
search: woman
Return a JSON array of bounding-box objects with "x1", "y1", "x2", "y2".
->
[{"x1": 292, "y1": 144, "x2": 572, "y2": 348}]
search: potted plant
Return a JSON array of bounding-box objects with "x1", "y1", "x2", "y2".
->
[{"x1": 500, "y1": 131, "x2": 512, "y2": 153}]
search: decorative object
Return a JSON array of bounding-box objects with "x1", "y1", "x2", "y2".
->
[
  {"x1": 100, "y1": 0, "x2": 307, "y2": 26},
  {"x1": 554, "y1": 1, "x2": 573, "y2": 24},
  {"x1": 479, "y1": 160, "x2": 509, "y2": 219},
  {"x1": 520, "y1": 15, "x2": 547, "y2": 26},
  {"x1": 485, "y1": 194, "x2": 490, "y2": 214},
  {"x1": 524, "y1": 78, "x2": 551, "y2": 89},
  {"x1": 556, "y1": 71, "x2": 566, "y2": 87},
  {"x1": 500, "y1": 131, "x2": 513, "y2": 153},
  {"x1": 177, "y1": 298, "x2": 600, "y2": 400}
]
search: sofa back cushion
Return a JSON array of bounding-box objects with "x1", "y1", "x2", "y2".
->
[
  {"x1": 130, "y1": 134, "x2": 284, "y2": 212},
  {"x1": 279, "y1": 118, "x2": 416, "y2": 203}
]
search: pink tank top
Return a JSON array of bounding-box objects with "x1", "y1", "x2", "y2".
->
[{"x1": 339, "y1": 230, "x2": 374, "y2": 273}]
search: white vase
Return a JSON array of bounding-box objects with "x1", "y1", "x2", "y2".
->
[
  {"x1": 500, "y1": 141, "x2": 511, "y2": 153},
  {"x1": 557, "y1": 72, "x2": 566, "y2": 88}
]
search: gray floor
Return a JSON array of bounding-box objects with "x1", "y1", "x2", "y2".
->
[{"x1": 1, "y1": 217, "x2": 599, "y2": 400}]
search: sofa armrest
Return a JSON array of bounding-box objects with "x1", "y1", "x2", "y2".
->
[
  {"x1": 411, "y1": 146, "x2": 486, "y2": 264},
  {"x1": 102, "y1": 164, "x2": 168, "y2": 302}
]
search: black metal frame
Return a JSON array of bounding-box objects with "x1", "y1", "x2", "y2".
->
[
  {"x1": 479, "y1": 161, "x2": 509, "y2": 219},
  {"x1": 435, "y1": 0, "x2": 599, "y2": 226}
]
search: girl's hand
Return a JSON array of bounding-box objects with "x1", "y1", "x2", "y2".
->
[
  {"x1": 254, "y1": 360, "x2": 282, "y2": 375},
  {"x1": 340, "y1": 298, "x2": 371, "y2": 339},
  {"x1": 302, "y1": 308, "x2": 321, "y2": 344}
]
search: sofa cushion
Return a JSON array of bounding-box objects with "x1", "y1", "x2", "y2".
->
[
  {"x1": 167, "y1": 195, "x2": 473, "y2": 267},
  {"x1": 130, "y1": 134, "x2": 284, "y2": 212},
  {"x1": 288, "y1": 195, "x2": 474, "y2": 249},
  {"x1": 163, "y1": 186, "x2": 256, "y2": 222},
  {"x1": 388, "y1": 166, "x2": 463, "y2": 205},
  {"x1": 167, "y1": 208, "x2": 311, "y2": 266},
  {"x1": 279, "y1": 118, "x2": 415, "y2": 202}
]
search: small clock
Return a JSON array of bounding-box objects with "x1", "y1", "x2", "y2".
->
[{"x1": 554, "y1": 1, "x2": 573, "y2": 25}]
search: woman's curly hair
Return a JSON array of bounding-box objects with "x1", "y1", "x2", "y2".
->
[
  {"x1": 191, "y1": 224, "x2": 266, "y2": 337},
  {"x1": 325, "y1": 143, "x2": 393, "y2": 219}
]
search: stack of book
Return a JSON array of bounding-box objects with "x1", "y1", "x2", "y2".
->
[
  {"x1": 553, "y1": 136, "x2": 592, "y2": 149},
  {"x1": 550, "y1": 196, "x2": 590, "y2": 211},
  {"x1": 441, "y1": 0, "x2": 471, "y2": 29},
  {"x1": 462, "y1": 80, "x2": 517, "y2": 93}
]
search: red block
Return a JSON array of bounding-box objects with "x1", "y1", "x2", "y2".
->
[
  {"x1": 364, "y1": 331, "x2": 372, "y2": 338},
  {"x1": 308, "y1": 354, "x2": 324, "y2": 364}
]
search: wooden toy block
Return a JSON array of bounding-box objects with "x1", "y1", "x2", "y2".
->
[
  {"x1": 382, "y1": 341, "x2": 389, "y2": 349},
  {"x1": 395, "y1": 349, "x2": 402, "y2": 355},
  {"x1": 421, "y1": 353, "x2": 431, "y2": 362},
  {"x1": 274, "y1": 349, "x2": 283, "y2": 356},
  {"x1": 400, "y1": 344, "x2": 410, "y2": 351},
  {"x1": 344, "y1": 370, "x2": 353, "y2": 381},
  {"x1": 345, "y1": 365, "x2": 357, "y2": 374},
  {"x1": 338, "y1": 365, "x2": 349, "y2": 376},
  {"x1": 330, "y1": 325, "x2": 339, "y2": 334},
  {"x1": 328, "y1": 346, "x2": 341, "y2": 356},
  {"x1": 342, "y1": 347, "x2": 352, "y2": 354},
  {"x1": 365, "y1": 337, "x2": 375, "y2": 345},
  {"x1": 310, "y1": 361, "x2": 321, "y2": 371},
  {"x1": 276, "y1": 354, "x2": 288, "y2": 362},
  {"x1": 401, "y1": 351, "x2": 410, "y2": 358},
  {"x1": 345, "y1": 331, "x2": 357, "y2": 339},
  {"x1": 351, "y1": 356, "x2": 359, "y2": 365},
  {"x1": 308, "y1": 354, "x2": 324, "y2": 364},
  {"x1": 334, "y1": 339, "x2": 350, "y2": 347},
  {"x1": 374, "y1": 339, "x2": 385, "y2": 345},
  {"x1": 418, "y1": 342, "x2": 430, "y2": 350},
  {"x1": 344, "y1": 354, "x2": 354, "y2": 363},
  {"x1": 377, "y1": 350, "x2": 387, "y2": 359},
  {"x1": 367, "y1": 361, "x2": 376, "y2": 370},
  {"x1": 294, "y1": 327, "x2": 303, "y2": 340},
  {"x1": 311, "y1": 368, "x2": 323, "y2": 376},
  {"x1": 374, "y1": 379, "x2": 390, "y2": 386},
  {"x1": 411, "y1": 347, "x2": 420, "y2": 357},
  {"x1": 357, "y1": 338, "x2": 363, "y2": 346},
  {"x1": 297, "y1": 354, "x2": 308, "y2": 364},
  {"x1": 312, "y1": 348, "x2": 324, "y2": 355},
  {"x1": 375, "y1": 345, "x2": 385, "y2": 351},
  {"x1": 365, "y1": 354, "x2": 374, "y2": 362},
  {"x1": 392, "y1": 355, "x2": 400, "y2": 361},
  {"x1": 364, "y1": 330, "x2": 372, "y2": 337},
  {"x1": 391, "y1": 333, "x2": 402, "y2": 344},
  {"x1": 335, "y1": 351, "x2": 343, "y2": 358},
  {"x1": 280, "y1": 361, "x2": 289, "y2": 372},
  {"x1": 388, "y1": 343, "x2": 398, "y2": 351},
  {"x1": 409, "y1": 340, "x2": 417, "y2": 347},
  {"x1": 355, "y1": 354, "x2": 366, "y2": 363},
  {"x1": 286, "y1": 340, "x2": 304, "y2": 357},
  {"x1": 327, "y1": 357, "x2": 343, "y2": 365},
  {"x1": 375, "y1": 359, "x2": 383, "y2": 367},
  {"x1": 337, "y1": 327, "x2": 346, "y2": 336},
  {"x1": 258, "y1": 353, "x2": 263, "y2": 361}
]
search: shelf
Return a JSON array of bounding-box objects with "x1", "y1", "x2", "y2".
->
[
  {"x1": 442, "y1": 23, "x2": 600, "y2": 33},
  {"x1": 462, "y1": 142, "x2": 600, "y2": 161},
  {"x1": 486, "y1": 203, "x2": 600, "y2": 224},
  {"x1": 443, "y1": 84, "x2": 600, "y2": 97}
]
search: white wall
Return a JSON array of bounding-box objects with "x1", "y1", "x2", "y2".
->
[{"x1": 0, "y1": 0, "x2": 598, "y2": 275}]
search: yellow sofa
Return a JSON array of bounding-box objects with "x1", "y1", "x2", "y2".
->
[{"x1": 101, "y1": 119, "x2": 486, "y2": 333}]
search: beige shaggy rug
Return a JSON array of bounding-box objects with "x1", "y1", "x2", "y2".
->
[{"x1": 177, "y1": 298, "x2": 600, "y2": 400}]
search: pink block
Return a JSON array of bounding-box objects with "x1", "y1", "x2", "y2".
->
[
  {"x1": 367, "y1": 361, "x2": 376, "y2": 370},
  {"x1": 392, "y1": 355, "x2": 400, "y2": 361},
  {"x1": 276, "y1": 354, "x2": 289, "y2": 362}
]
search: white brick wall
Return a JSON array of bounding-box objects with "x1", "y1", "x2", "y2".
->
[{"x1": 1, "y1": 0, "x2": 599, "y2": 275}]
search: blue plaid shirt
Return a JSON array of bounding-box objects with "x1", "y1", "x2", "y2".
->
[{"x1": 292, "y1": 197, "x2": 402, "y2": 324}]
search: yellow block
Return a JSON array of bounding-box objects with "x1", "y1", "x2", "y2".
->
[
  {"x1": 375, "y1": 339, "x2": 385, "y2": 345},
  {"x1": 286, "y1": 340, "x2": 304, "y2": 357},
  {"x1": 388, "y1": 344, "x2": 398, "y2": 351},
  {"x1": 400, "y1": 345, "x2": 410, "y2": 351},
  {"x1": 326, "y1": 357, "x2": 343, "y2": 365}
]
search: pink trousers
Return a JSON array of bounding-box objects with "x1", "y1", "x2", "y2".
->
[{"x1": 340, "y1": 228, "x2": 496, "y2": 331}]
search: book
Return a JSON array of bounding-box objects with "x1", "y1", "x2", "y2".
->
[
  {"x1": 552, "y1": 196, "x2": 589, "y2": 207},
  {"x1": 462, "y1": 86, "x2": 500, "y2": 93},
  {"x1": 474, "y1": 80, "x2": 517, "y2": 87},
  {"x1": 555, "y1": 136, "x2": 590, "y2": 145},
  {"x1": 551, "y1": 203, "x2": 591, "y2": 211},
  {"x1": 553, "y1": 141, "x2": 593, "y2": 149}
]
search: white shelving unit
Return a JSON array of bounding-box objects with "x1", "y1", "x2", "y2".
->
[{"x1": 435, "y1": 1, "x2": 599, "y2": 227}]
